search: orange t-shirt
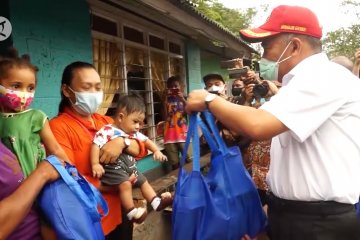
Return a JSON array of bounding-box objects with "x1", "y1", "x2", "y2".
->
[{"x1": 49, "y1": 107, "x2": 120, "y2": 235}]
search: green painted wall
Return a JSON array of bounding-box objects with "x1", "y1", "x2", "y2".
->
[
  {"x1": 185, "y1": 42, "x2": 230, "y2": 91},
  {"x1": 9, "y1": 0, "x2": 93, "y2": 118},
  {"x1": 201, "y1": 53, "x2": 229, "y2": 84}
]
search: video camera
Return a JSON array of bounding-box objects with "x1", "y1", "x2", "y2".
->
[
  {"x1": 220, "y1": 59, "x2": 250, "y2": 79},
  {"x1": 220, "y1": 59, "x2": 242, "y2": 69},
  {"x1": 252, "y1": 81, "x2": 269, "y2": 98},
  {"x1": 228, "y1": 66, "x2": 249, "y2": 79}
]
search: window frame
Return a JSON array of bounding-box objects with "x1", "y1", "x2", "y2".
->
[{"x1": 90, "y1": 8, "x2": 186, "y2": 147}]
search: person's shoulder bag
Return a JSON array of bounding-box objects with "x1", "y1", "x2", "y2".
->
[{"x1": 38, "y1": 155, "x2": 108, "y2": 240}]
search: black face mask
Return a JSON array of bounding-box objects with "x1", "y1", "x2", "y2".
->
[{"x1": 231, "y1": 87, "x2": 243, "y2": 96}]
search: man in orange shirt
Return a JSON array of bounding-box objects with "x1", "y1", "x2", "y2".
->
[{"x1": 50, "y1": 62, "x2": 146, "y2": 239}]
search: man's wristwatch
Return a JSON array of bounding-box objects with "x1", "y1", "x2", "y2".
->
[
  {"x1": 124, "y1": 138, "x2": 131, "y2": 149},
  {"x1": 205, "y1": 93, "x2": 217, "y2": 109}
]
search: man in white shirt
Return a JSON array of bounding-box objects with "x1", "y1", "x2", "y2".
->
[{"x1": 185, "y1": 5, "x2": 360, "y2": 240}]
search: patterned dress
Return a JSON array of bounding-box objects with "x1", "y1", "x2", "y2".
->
[{"x1": 246, "y1": 139, "x2": 271, "y2": 191}]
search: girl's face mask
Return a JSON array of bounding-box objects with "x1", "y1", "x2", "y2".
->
[{"x1": 0, "y1": 85, "x2": 34, "y2": 112}]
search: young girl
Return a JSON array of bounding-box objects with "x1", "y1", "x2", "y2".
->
[{"x1": 0, "y1": 48, "x2": 68, "y2": 177}]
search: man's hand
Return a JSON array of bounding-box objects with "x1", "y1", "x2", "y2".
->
[
  {"x1": 153, "y1": 150, "x2": 168, "y2": 162},
  {"x1": 243, "y1": 84, "x2": 255, "y2": 106},
  {"x1": 99, "y1": 137, "x2": 125, "y2": 164},
  {"x1": 263, "y1": 80, "x2": 279, "y2": 98},
  {"x1": 185, "y1": 89, "x2": 210, "y2": 113},
  {"x1": 92, "y1": 163, "x2": 105, "y2": 178},
  {"x1": 234, "y1": 58, "x2": 243, "y2": 69},
  {"x1": 242, "y1": 70, "x2": 260, "y2": 85}
]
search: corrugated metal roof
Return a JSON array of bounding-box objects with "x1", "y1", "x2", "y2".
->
[{"x1": 171, "y1": 0, "x2": 257, "y2": 54}]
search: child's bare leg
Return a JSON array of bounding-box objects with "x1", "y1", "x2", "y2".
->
[
  {"x1": 118, "y1": 181, "x2": 135, "y2": 210},
  {"x1": 140, "y1": 180, "x2": 173, "y2": 211},
  {"x1": 140, "y1": 180, "x2": 157, "y2": 201}
]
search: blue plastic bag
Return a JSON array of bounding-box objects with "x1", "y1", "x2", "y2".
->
[
  {"x1": 172, "y1": 112, "x2": 267, "y2": 240},
  {"x1": 38, "y1": 155, "x2": 108, "y2": 240}
]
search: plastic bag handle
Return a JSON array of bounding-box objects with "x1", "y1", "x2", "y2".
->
[
  {"x1": 46, "y1": 156, "x2": 108, "y2": 221},
  {"x1": 196, "y1": 115, "x2": 218, "y2": 152},
  {"x1": 180, "y1": 113, "x2": 200, "y2": 172},
  {"x1": 201, "y1": 111, "x2": 227, "y2": 154}
]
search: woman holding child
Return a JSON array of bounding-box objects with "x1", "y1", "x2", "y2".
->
[{"x1": 49, "y1": 61, "x2": 146, "y2": 240}]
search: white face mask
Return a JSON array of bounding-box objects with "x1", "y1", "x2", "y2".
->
[
  {"x1": 69, "y1": 87, "x2": 103, "y2": 115},
  {"x1": 259, "y1": 41, "x2": 293, "y2": 81},
  {"x1": 207, "y1": 85, "x2": 225, "y2": 94}
]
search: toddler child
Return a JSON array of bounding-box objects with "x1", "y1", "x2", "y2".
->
[{"x1": 91, "y1": 94, "x2": 173, "y2": 223}]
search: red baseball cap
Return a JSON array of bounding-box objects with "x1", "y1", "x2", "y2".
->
[{"x1": 239, "y1": 5, "x2": 322, "y2": 42}]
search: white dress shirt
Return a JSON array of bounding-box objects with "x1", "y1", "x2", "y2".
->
[{"x1": 261, "y1": 53, "x2": 360, "y2": 204}]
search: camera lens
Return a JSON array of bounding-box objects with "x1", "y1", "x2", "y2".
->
[{"x1": 253, "y1": 84, "x2": 269, "y2": 98}]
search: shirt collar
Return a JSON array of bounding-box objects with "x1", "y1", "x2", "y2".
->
[{"x1": 281, "y1": 53, "x2": 328, "y2": 86}]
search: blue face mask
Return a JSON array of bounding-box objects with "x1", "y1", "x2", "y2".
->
[
  {"x1": 259, "y1": 41, "x2": 293, "y2": 81},
  {"x1": 69, "y1": 87, "x2": 103, "y2": 116}
]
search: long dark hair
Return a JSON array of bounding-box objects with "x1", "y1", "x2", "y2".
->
[{"x1": 58, "y1": 61, "x2": 95, "y2": 113}]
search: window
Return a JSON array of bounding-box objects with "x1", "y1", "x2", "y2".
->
[
  {"x1": 150, "y1": 51, "x2": 167, "y2": 124},
  {"x1": 149, "y1": 35, "x2": 165, "y2": 50},
  {"x1": 91, "y1": 14, "x2": 185, "y2": 146},
  {"x1": 124, "y1": 26, "x2": 144, "y2": 44},
  {"x1": 169, "y1": 41, "x2": 181, "y2": 54},
  {"x1": 92, "y1": 38, "x2": 123, "y2": 116},
  {"x1": 91, "y1": 14, "x2": 117, "y2": 36},
  {"x1": 125, "y1": 47, "x2": 152, "y2": 137}
]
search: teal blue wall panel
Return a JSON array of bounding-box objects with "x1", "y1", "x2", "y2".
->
[
  {"x1": 201, "y1": 54, "x2": 229, "y2": 84},
  {"x1": 137, "y1": 155, "x2": 162, "y2": 173},
  {"x1": 9, "y1": 0, "x2": 93, "y2": 118},
  {"x1": 185, "y1": 40, "x2": 203, "y2": 92}
]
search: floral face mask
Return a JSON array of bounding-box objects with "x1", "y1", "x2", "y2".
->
[{"x1": 0, "y1": 84, "x2": 34, "y2": 112}]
